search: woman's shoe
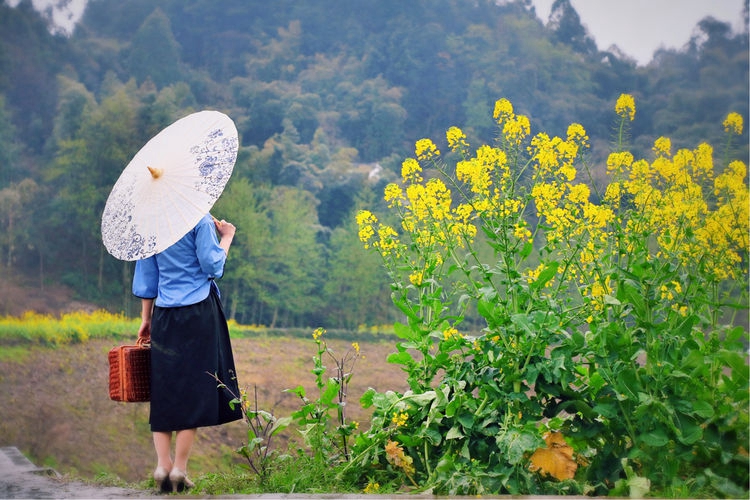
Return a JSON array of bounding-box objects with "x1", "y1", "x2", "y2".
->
[
  {"x1": 153, "y1": 466, "x2": 172, "y2": 493},
  {"x1": 169, "y1": 468, "x2": 194, "y2": 493}
]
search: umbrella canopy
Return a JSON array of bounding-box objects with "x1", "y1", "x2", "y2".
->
[{"x1": 101, "y1": 110, "x2": 238, "y2": 261}]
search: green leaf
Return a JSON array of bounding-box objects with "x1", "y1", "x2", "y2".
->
[
  {"x1": 530, "y1": 261, "x2": 558, "y2": 291},
  {"x1": 360, "y1": 388, "x2": 376, "y2": 408},
  {"x1": 520, "y1": 241, "x2": 533, "y2": 259},
  {"x1": 387, "y1": 350, "x2": 416, "y2": 368},
  {"x1": 270, "y1": 416, "x2": 293, "y2": 436},
  {"x1": 497, "y1": 429, "x2": 537, "y2": 465},
  {"x1": 446, "y1": 425, "x2": 464, "y2": 440},
  {"x1": 393, "y1": 321, "x2": 415, "y2": 340},
  {"x1": 690, "y1": 400, "x2": 715, "y2": 419},
  {"x1": 641, "y1": 428, "x2": 669, "y2": 447}
]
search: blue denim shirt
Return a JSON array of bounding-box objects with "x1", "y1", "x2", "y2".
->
[{"x1": 132, "y1": 214, "x2": 226, "y2": 307}]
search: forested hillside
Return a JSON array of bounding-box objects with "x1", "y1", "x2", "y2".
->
[{"x1": 0, "y1": 0, "x2": 747, "y2": 327}]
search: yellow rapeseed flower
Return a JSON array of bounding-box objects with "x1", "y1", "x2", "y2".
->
[
  {"x1": 446, "y1": 126, "x2": 469, "y2": 152},
  {"x1": 503, "y1": 114, "x2": 531, "y2": 145},
  {"x1": 653, "y1": 136, "x2": 671, "y2": 157},
  {"x1": 401, "y1": 158, "x2": 422, "y2": 183},
  {"x1": 391, "y1": 411, "x2": 408, "y2": 427},
  {"x1": 615, "y1": 93, "x2": 636, "y2": 121},
  {"x1": 568, "y1": 183, "x2": 590, "y2": 205},
  {"x1": 356, "y1": 210, "x2": 377, "y2": 247},
  {"x1": 723, "y1": 112, "x2": 743, "y2": 135},
  {"x1": 375, "y1": 224, "x2": 400, "y2": 255},
  {"x1": 384, "y1": 183, "x2": 404, "y2": 207},
  {"x1": 604, "y1": 181, "x2": 622, "y2": 205},
  {"x1": 493, "y1": 98, "x2": 514, "y2": 122},
  {"x1": 409, "y1": 271, "x2": 423, "y2": 286},
  {"x1": 443, "y1": 326, "x2": 460, "y2": 340},
  {"x1": 415, "y1": 138, "x2": 440, "y2": 161},
  {"x1": 566, "y1": 123, "x2": 589, "y2": 148},
  {"x1": 363, "y1": 481, "x2": 380, "y2": 494},
  {"x1": 606, "y1": 151, "x2": 634, "y2": 175}
]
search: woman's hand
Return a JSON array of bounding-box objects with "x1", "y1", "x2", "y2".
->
[
  {"x1": 214, "y1": 218, "x2": 236, "y2": 254},
  {"x1": 138, "y1": 298, "x2": 154, "y2": 342}
]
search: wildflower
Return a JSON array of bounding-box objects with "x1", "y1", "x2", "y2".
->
[
  {"x1": 351, "y1": 342, "x2": 360, "y2": 354},
  {"x1": 384, "y1": 183, "x2": 404, "y2": 207},
  {"x1": 568, "y1": 183, "x2": 590, "y2": 204},
  {"x1": 415, "y1": 138, "x2": 440, "y2": 161},
  {"x1": 391, "y1": 411, "x2": 408, "y2": 427},
  {"x1": 723, "y1": 112, "x2": 743, "y2": 135},
  {"x1": 671, "y1": 304, "x2": 688, "y2": 316},
  {"x1": 446, "y1": 126, "x2": 469, "y2": 152},
  {"x1": 513, "y1": 223, "x2": 532, "y2": 242},
  {"x1": 443, "y1": 326, "x2": 460, "y2": 340},
  {"x1": 493, "y1": 98, "x2": 514, "y2": 121},
  {"x1": 375, "y1": 225, "x2": 400, "y2": 255},
  {"x1": 401, "y1": 158, "x2": 422, "y2": 183},
  {"x1": 356, "y1": 210, "x2": 377, "y2": 247},
  {"x1": 503, "y1": 114, "x2": 531, "y2": 145},
  {"x1": 615, "y1": 93, "x2": 636, "y2": 121},
  {"x1": 409, "y1": 271, "x2": 423, "y2": 286},
  {"x1": 606, "y1": 151, "x2": 634, "y2": 175},
  {"x1": 566, "y1": 123, "x2": 589, "y2": 148},
  {"x1": 312, "y1": 327, "x2": 325, "y2": 340},
  {"x1": 653, "y1": 136, "x2": 671, "y2": 157},
  {"x1": 604, "y1": 181, "x2": 622, "y2": 205},
  {"x1": 363, "y1": 481, "x2": 380, "y2": 494}
]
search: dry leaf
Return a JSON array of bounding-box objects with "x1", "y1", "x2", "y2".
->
[{"x1": 529, "y1": 432, "x2": 577, "y2": 481}]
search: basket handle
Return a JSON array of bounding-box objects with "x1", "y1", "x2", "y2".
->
[{"x1": 136, "y1": 336, "x2": 151, "y2": 348}]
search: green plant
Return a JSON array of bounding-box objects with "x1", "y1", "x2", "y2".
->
[
  {"x1": 350, "y1": 96, "x2": 748, "y2": 496},
  {"x1": 209, "y1": 374, "x2": 291, "y2": 484},
  {"x1": 287, "y1": 328, "x2": 361, "y2": 464}
]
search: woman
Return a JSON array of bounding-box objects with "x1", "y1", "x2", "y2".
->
[{"x1": 133, "y1": 213, "x2": 243, "y2": 493}]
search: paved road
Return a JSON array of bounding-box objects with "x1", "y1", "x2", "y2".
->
[{"x1": 0, "y1": 446, "x2": 154, "y2": 498}]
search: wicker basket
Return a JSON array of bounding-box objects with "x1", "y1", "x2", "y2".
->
[{"x1": 108, "y1": 337, "x2": 151, "y2": 402}]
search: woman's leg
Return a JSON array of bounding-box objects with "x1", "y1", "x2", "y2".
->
[
  {"x1": 153, "y1": 431, "x2": 173, "y2": 470},
  {"x1": 173, "y1": 428, "x2": 196, "y2": 472}
]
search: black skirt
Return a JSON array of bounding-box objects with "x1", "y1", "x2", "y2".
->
[{"x1": 149, "y1": 289, "x2": 243, "y2": 432}]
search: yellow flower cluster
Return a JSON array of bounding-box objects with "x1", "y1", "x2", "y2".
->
[
  {"x1": 621, "y1": 133, "x2": 748, "y2": 281},
  {"x1": 443, "y1": 326, "x2": 461, "y2": 340},
  {"x1": 615, "y1": 93, "x2": 636, "y2": 121},
  {"x1": 493, "y1": 97, "x2": 532, "y2": 146},
  {"x1": 391, "y1": 411, "x2": 409, "y2": 427},
  {"x1": 356, "y1": 209, "x2": 403, "y2": 259},
  {"x1": 723, "y1": 112, "x2": 743, "y2": 135},
  {"x1": 358, "y1": 94, "x2": 747, "y2": 329},
  {"x1": 446, "y1": 126, "x2": 469, "y2": 153},
  {"x1": 415, "y1": 138, "x2": 440, "y2": 161}
]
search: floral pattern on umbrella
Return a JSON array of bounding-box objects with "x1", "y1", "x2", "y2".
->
[{"x1": 101, "y1": 110, "x2": 238, "y2": 261}]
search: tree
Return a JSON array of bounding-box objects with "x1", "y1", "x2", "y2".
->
[
  {"x1": 0, "y1": 96, "x2": 21, "y2": 188},
  {"x1": 127, "y1": 8, "x2": 184, "y2": 88},
  {"x1": 212, "y1": 178, "x2": 273, "y2": 324},
  {"x1": 322, "y1": 206, "x2": 391, "y2": 329},
  {"x1": 262, "y1": 186, "x2": 324, "y2": 327}
]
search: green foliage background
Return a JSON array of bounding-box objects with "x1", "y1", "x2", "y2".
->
[{"x1": 0, "y1": 0, "x2": 747, "y2": 328}]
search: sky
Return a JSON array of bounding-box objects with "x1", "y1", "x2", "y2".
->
[
  {"x1": 7, "y1": 0, "x2": 748, "y2": 66},
  {"x1": 531, "y1": 0, "x2": 747, "y2": 65}
]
